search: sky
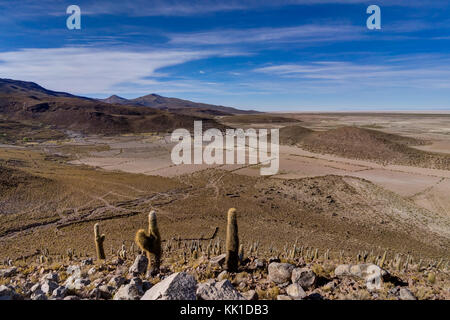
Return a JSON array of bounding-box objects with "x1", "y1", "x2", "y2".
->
[{"x1": 0, "y1": 0, "x2": 450, "y2": 111}]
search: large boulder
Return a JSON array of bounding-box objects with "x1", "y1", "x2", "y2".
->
[
  {"x1": 399, "y1": 288, "x2": 417, "y2": 301},
  {"x1": 197, "y1": 280, "x2": 245, "y2": 300},
  {"x1": 334, "y1": 264, "x2": 388, "y2": 290},
  {"x1": 286, "y1": 283, "x2": 307, "y2": 299},
  {"x1": 141, "y1": 272, "x2": 197, "y2": 300},
  {"x1": 65, "y1": 276, "x2": 90, "y2": 291},
  {"x1": 114, "y1": 283, "x2": 144, "y2": 300},
  {"x1": 268, "y1": 263, "x2": 294, "y2": 284},
  {"x1": 291, "y1": 268, "x2": 316, "y2": 290},
  {"x1": 129, "y1": 255, "x2": 148, "y2": 276}
]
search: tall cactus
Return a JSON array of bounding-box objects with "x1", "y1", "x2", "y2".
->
[
  {"x1": 135, "y1": 210, "x2": 162, "y2": 276},
  {"x1": 94, "y1": 223, "x2": 106, "y2": 260},
  {"x1": 225, "y1": 208, "x2": 239, "y2": 272},
  {"x1": 378, "y1": 250, "x2": 387, "y2": 268}
]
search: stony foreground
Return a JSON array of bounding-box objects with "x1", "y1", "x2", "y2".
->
[{"x1": 0, "y1": 253, "x2": 448, "y2": 300}]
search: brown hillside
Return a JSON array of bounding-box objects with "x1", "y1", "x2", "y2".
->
[
  {"x1": 280, "y1": 125, "x2": 450, "y2": 170},
  {"x1": 0, "y1": 79, "x2": 226, "y2": 135}
]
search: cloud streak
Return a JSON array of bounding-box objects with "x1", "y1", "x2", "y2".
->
[
  {"x1": 0, "y1": 47, "x2": 227, "y2": 95},
  {"x1": 169, "y1": 24, "x2": 365, "y2": 45},
  {"x1": 253, "y1": 58, "x2": 450, "y2": 90}
]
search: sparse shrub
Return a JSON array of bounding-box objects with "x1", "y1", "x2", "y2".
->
[{"x1": 427, "y1": 272, "x2": 436, "y2": 284}]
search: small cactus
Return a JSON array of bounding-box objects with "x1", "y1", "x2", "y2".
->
[
  {"x1": 427, "y1": 272, "x2": 436, "y2": 284},
  {"x1": 94, "y1": 223, "x2": 106, "y2": 260},
  {"x1": 238, "y1": 244, "x2": 244, "y2": 262},
  {"x1": 135, "y1": 210, "x2": 162, "y2": 276},
  {"x1": 225, "y1": 208, "x2": 239, "y2": 272}
]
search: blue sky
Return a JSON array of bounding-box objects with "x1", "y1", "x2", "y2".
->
[{"x1": 0, "y1": 0, "x2": 450, "y2": 111}]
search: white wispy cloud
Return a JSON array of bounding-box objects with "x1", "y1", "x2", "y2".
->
[
  {"x1": 0, "y1": 0, "x2": 443, "y2": 19},
  {"x1": 253, "y1": 58, "x2": 450, "y2": 90},
  {"x1": 0, "y1": 47, "x2": 232, "y2": 95},
  {"x1": 169, "y1": 24, "x2": 364, "y2": 45}
]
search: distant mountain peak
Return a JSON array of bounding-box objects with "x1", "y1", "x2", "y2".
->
[{"x1": 100, "y1": 92, "x2": 259, "y2": 116}]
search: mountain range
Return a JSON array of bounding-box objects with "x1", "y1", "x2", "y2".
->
[
  {"x1": 100, "y1": 94, "x2": 256, "y2": 117},
  {"x1": 0, "y1": 78, "x2": 254, "y2": 135}
]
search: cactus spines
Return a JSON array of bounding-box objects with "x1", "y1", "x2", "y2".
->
[
  {"x1": 135, "y1": 210, "x2": 162, "y2": 276},
  {"x1": 94, "y1": 223, "x2": 106, "y2": 260},
  {"x1": 225, "y1": 208, "x2": 239, "y2": 272}
]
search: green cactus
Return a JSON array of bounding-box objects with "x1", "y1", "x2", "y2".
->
[
  {"x1": 225, "y1": 208, "x2": 239, "y2": 272},
  {"x1": 94, "y1": 223, "x2": 106, "y2": 260},
  {"x1": 135, "y1": 210, "x2": 162, "y2": 276}
]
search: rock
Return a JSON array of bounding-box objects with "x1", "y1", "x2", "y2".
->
[
  {"x1": 286, "y1": 283, "x2": 307, "y2": 299},
  {"x1": 88, "y1": 267, "x2": 97, "y2": 276},
  {"x1": 334, "y1": 264, "x2": 351, "y2": 277},
  {"x1": 90, "y1": 285, "x2": 113, "y2": 300},
  {"x1": 114, "y1": 283, "x2": 144, "y2": 300},
  {"x1": 217, "y1": 271, "x2": 229, "y2": 281},
  {"x1": 399, "y1": 288, "x2": 416, "y2": 300},
  {"x1": 130, "y1": 277, "x2": 143, "y2": 287},
  {"x1": 91, "y1": 278, "x2": 103, "y2": 288},
  {"x1": 291, "y1": 268, "x2": 316, "y2": 290},
  {"x1": 233, "y1": 272, "x2": 248, "y2": 286},
  {"x1": 108, "y1": 276, "x2": 125, "y2": 287},
  {"x1": 0, "y1": 285, "x2": 17, "y2": 300},
  {"x1": 81, "y1": 258, "x2": 93, "y2": 266},
  {"x1": 73, "y1": 279, "x2": 90, "y2": 290},
  {"x1": 30, "y1": 283, "x2": 41, "y2": 293},
  {"x1": 41, "y1": 272, "x2": 59, "y2": 283},
  {"x1": 141, "y1": 272, "x2": 197, "y2": 300},
  {"x1": 322, "y1": 281, "x2": 336, "y2": 292},
  {"x1": 242, "y1": 290, "x2": 258, "y2": 300},
  {"x1": 41, "y1": 280, "x2": 59, "y2": 295},
  {"x1": 334, "y1": 264, "x2": 388, "y2": 290},
  {"x1": 65, "y1": 276, "x2": 90, "y2": 290},
  {"x1": 197, "y1": 280, "x2": 245, "y2": 300},
  {"x1": 52, "y1": 286, "x2": 68, "y2": 299},
  {"x1": 129, "y1": 255, "x2": 148, "y2": 276},
  {"x1": 0, "y1": 267, "x2": 17, "y2": 278},
  {"x1": 66, "y1": 265, "x2": 82, "y2": 278},
  {"x1": 210, "y1": 254, "x2": 226, "y2": 266},
  {"x1": 276, "y1": 295, "x2": 292, "y2": 300},
  {"x1": 31, "y1": 290, "x2": 48, "y2": 300},
  {"x1": 268, "y1": 262, "x2": 294, "y2": 284},
  {"x1": 253, "y1": 259, "x2": 265, "y2": 269},
  {"x1": 64, "y1": 295, "x2": 81, "y2": 300}
]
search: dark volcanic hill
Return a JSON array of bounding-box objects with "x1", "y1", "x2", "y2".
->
[
  {"x1": 0, "y1": 78, "x2": 226, "y2": 135},
  {"x1": 100, "y1": 94, "x2": 258, "y2": 117}
]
